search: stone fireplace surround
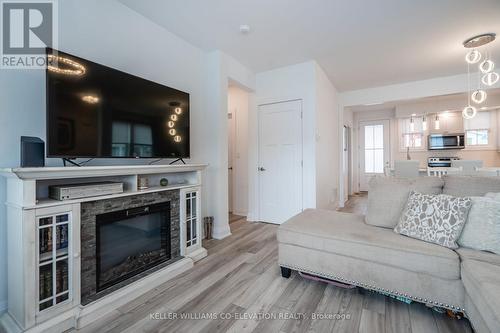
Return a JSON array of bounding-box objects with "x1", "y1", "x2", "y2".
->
[{"x1": 81, "y1": 190, "x2": 181, "y2": 305}]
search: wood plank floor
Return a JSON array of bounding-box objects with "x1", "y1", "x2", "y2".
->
[{"x1": 77, "y1": 205, "x2": 473, "y2": 333}]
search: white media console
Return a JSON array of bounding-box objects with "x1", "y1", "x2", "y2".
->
[{"x1": 0, "y1": 164, "x2": 208, "y2": 333}]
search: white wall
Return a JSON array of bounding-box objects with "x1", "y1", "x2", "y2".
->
[
  {"x1": 228, "y1": 86, "x2": 249, "y2": 216},
  {"x1": 203, "y1": 51, "x2": 255, "y2": 237},
  {"x1": 250, "y1": 61, "x2": 340, "y2": 219},
  {"x1": 0, "y1": 0, "x2": 255, "y2": 311},
  {"x1": 250, "y1": 61, "x2": 317, "y2": 220},
  {"x1": 314, "y1": 63, "x2": 339, "y2": 210}
]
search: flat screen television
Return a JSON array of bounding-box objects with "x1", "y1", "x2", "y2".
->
[{"x1": 46, "y1": 48, "x2": 190, "y2": 159}]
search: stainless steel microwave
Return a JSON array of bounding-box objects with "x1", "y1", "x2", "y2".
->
[{"x1": 428, "y1": 133, "x2": 465, "y2": 150}]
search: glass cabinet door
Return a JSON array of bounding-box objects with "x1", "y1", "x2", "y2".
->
[
  {"x1": 37, "y1": 212, "x2": 71, "y2": 312},
  {"x1": 185, "y1": 191, "x2": 198, "y2": 248},
  {"x1": 183, "y1": 188, "x2": 200, "y2": 253}
]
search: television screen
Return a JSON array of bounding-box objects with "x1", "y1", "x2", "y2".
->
[{"x1": 46, "y1": 48, "x2": 190, "y2": 159}]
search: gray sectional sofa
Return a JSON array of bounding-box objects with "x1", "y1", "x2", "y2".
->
[{"x1": 277, "y1": 175, "x2": 500, "y2": 333}]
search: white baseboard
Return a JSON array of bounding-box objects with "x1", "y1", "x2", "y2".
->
[{"x1": 212, "y1": 230, "x2": 232, "y2": 240}]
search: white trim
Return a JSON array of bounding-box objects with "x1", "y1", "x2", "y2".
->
[
  {"x1": 0, "y1": 300, "x2": 6, "y2": 314},
  {"x1": 0, "y1": 164, "x2": 208, "y2": 180},
  {"x1": 212, "y1": 230, "x2": 232, "y2": 240}
]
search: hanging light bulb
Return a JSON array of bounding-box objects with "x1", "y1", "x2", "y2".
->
[
  {"x1": 434, "y1": 115, "x2": 440, "y2": 130},
  {"x1": 174, "y1": 107, "x2": 182, "y2": 115},
  {"x1": 465, "y1": 49, "x2": 482, "y2": 64},
  {"x1": 482, "y1": 72, "x2": 500, "y2": 86},
  {"x1": 422, "y1": 115, "x2": 427, "y2": 131},
  {"x1": 462, "y1": 105, "x2": 477, "y2": 119},
  {"x1": 471, "y1": 90, "x2": 487, "y2": 104},
  {"x1": 174, "y1": 135, "x2": 182, "y2": 143},
  {"x1": 409, "y1": 116, "x2": 415, "y2": 132},
  {"x1": 479, "y1": 59, "x2": 495, "y2": 73},
  {"x1": 167, "y1": 121, "x2": 175, "y2": 128},
  {"x1": 169, "y1": 129, "x2": 176, "y2": 136},
  {"x1": 170, "y1": 114, "x2": 178, "y2": 121}
]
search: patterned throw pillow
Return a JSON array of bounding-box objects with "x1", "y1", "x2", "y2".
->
[{"x1": 394, "y1": 191, "x2": 472, "y2": 249}]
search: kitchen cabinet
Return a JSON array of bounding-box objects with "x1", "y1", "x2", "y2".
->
[{"x1": 430, "y1": 112, "x2": 464, "y2": 134}]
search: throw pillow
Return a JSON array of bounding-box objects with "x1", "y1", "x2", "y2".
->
[
  {"x1": 394, "y1": 191, "x2": 472, "y2": 249},
  {"x1": 458, "y1": 196, "x2": 500, "y2": 254},
  {"x1": 365, "y1": 176, "x2": 444, "y2": 229}
]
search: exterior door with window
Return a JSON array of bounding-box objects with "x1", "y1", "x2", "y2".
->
[{"x1": 359, "y1": 120, "x2": 390, "y2": 191}]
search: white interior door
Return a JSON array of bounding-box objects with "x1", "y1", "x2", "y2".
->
[
  {"x1": 258, "y1": 100, "x2": 302, "y2": 224},
  {"x1": 359, "y1": 120, "x2": 390, "y2": 191},
  {"x1": 228, "y1": 111, "x2": 235, "y2": 213}
]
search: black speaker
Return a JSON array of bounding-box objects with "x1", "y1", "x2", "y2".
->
[{"x1": 21, "y1": 136, "x2": 45, "y2": 167}]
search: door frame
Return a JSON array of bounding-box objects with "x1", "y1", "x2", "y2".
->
[
  {"x1": 227, "y1": 110, "x2": 236, "y2": 213},
  {"x1": 257, "y1": 99, "x2": 304, "y2": 222},
  {"x1": 358, "y1": 119, "x2": 391, "y2": 191}
]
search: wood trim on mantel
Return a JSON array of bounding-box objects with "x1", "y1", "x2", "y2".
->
[{"x1": 0, "y1": 164, "x2": 208, "y2": 180}]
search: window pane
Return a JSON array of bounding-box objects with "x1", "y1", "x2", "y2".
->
[
  {"x1": 466, "y1": 130, "x2": 488, "y2": 146},
  {"x1": 373, "y1": 149, "x2": 384, "y2": 173},
  {"x1": 477, "y1": 130, "x2": 488, "y2": 145},
  {"x1": 414, "y1": 134, "x2": 422, "y2": 148},
  {"x1": 373, "y1": 125, "x2": 384, "y2": 148},
  {"x1": 365, "y1": 150, "x2": 374, "y2": 173},
  {"x1": 365, "y1": 126, "x2": 374, "y2": 149}
]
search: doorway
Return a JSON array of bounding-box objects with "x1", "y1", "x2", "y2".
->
[
  {"x1": 342, "y1": 125, "x2": 352, "y2": 202},
  {"x1": 227, "y1": 85, "x2": 250, "y2": 222},
  {"x1": 359, "y1": 120, "x2": 390, "y2": 191},
  {"x1": 258, "y1": 100, "x2": 303, "y2": 224}
]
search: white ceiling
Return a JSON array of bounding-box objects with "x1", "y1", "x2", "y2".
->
[{"x1": 119, "y1": 0, "x2": 500, "y2": 91}]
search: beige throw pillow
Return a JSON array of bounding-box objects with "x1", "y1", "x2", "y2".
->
[
  {"x1": 394, "y1": 191, "x2": 472, "y2": 249},
  {"x1": 458, "y1": 196, "x2": 500, "y2": 254}
]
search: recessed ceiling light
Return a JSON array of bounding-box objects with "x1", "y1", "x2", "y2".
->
[
  {"x1": 363, "y1": 102, "x2": 383, "y2": 106},
  {"x1": 239, "y1": 24, "x2": 251, "y2": 34}
]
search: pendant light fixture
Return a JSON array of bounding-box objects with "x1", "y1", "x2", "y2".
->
[
  {"x1": 462, "y1": 33, "x2": 497, "y2": 119},
  {"x1": 434, "y1": 115, "x2": 440, "y2": 130},
  {"x1": 422, "y1": 115, "x2": 427, "y2": 131},
  {"x1": 410, "y1": 115, "x2": 415, "y2": 132}
]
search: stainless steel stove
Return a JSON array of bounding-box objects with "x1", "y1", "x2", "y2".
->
[{"x1": 428, "y1": 157, "x2": 460, "y2": 167}]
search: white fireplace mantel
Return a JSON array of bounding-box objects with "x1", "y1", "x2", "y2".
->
[{"x1": 0, "y1": 164, "x2": 208, "y2": 333}]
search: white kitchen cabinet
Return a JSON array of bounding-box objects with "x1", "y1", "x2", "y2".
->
[{"x1": 430, "y1": 112, "x2": 464, "y2": 134}]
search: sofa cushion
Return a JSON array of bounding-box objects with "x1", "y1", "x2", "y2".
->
[
  {"x1": 458, "y1": 196, "x2": 500, "y2": 254},
  {"x1": 366, "y1": 176, "x2": 444, "y2": 228},
  {"x1": 485, "y1": 192, "x2": 500, "y2": 201},
  {"x1": 278, "y1": 209, "x2": 460, "y2": 280},
  {"x1": 455, "y1": 247, "x2": 500, "y2": 266},
  {"x1": 462, "y1": 260, "x2": 500, "y2": 333},
  {"x1": 394, "y1": 191, "x2": 472, "y2": 249},
  {"x1": 443, "y1": 175, "x2": 500, "y2": 197}
]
